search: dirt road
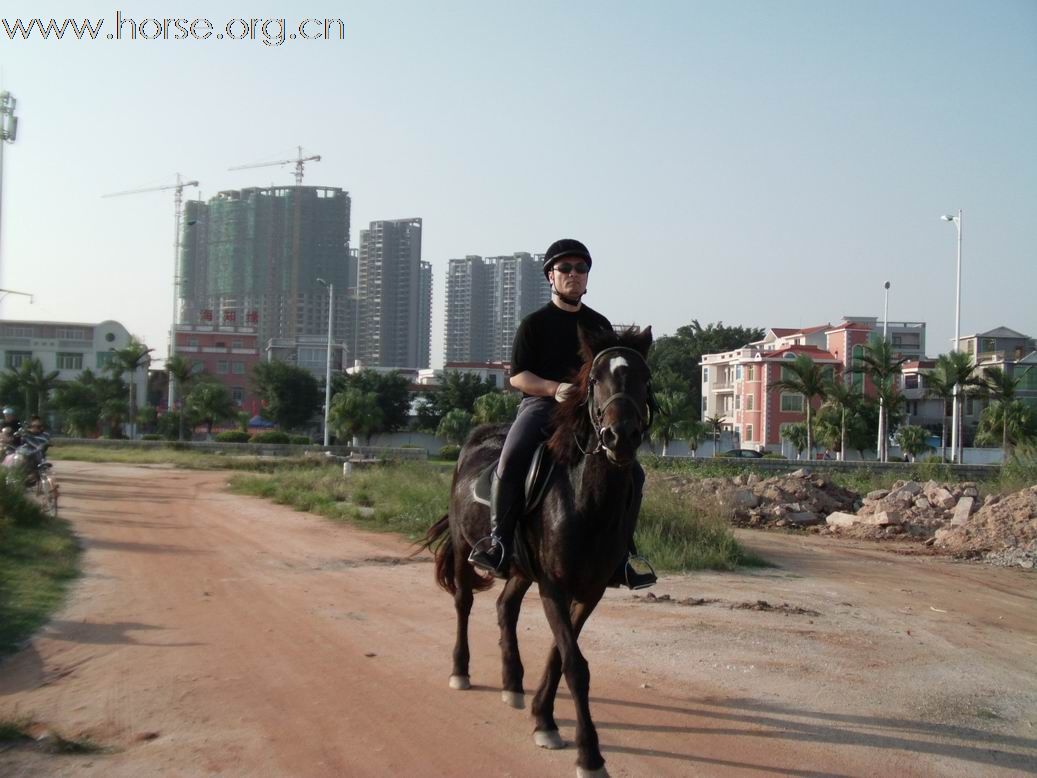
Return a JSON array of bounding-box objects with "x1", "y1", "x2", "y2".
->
[{"x1": 1, "y1": 461, "x2": 1035, "y2": 777}]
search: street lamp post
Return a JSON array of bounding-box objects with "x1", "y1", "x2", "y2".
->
[
  {"x1": 878, "y1": 281, "x2": 890, "y2": 461},
  {"x1": 317, "y1": 279, "x2": 334, "y2": 447},
  {"x1": 0, "y1": 91, "x2": 19, "y2": 287},
  {"x1": 942, "y1": 210, "x2": 963, "y2": 462}
]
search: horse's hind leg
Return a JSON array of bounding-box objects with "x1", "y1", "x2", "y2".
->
[
  {"x1": 532, "y1": 590, "x2": 606, "y2": 776},
  {"x1": 449, "y1": 546, "x2": 478, "y2": 691},
  {"x1": 497, "y1": 575, "x2": 532, "y2": 708}
]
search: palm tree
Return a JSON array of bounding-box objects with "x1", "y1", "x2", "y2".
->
[
  {"x1": 15, "y1": 358, "x2": 61, "y2": 417},
  {"x1": 983, "y1": 365, "x2": 1032, "y2": 457},
  {"x1": 651, "y1": 391, "x2": 696, "y2": 457},
  {"x1": 107, "y1": 341, "x2": 152, "y2": 439},
  {"x1": 822, "y1": 375, "x2": 858, "y2": 461},
  {"x1": 975, "y1": 399, "x2": 1037, "y2": 451},
  {"x1": 681, "y1": 419, "x2": 708, "y2": 457},
  {"x1": 185, "y1": 382, "x2": 236, "y2": 438},
  {"x1": 852, "y1": 339, "x2": 909, "y2": 462},
  {"x1": 330, "y1": 388, "x2": 385, "y2": 445},
  {"x1": 769, "y1": 354, "x2": 828, "y2": 460},
  {"x1": 937, "y1": 351, "x2": 987, "y2": 462},
  {"x1": 924, "y1": 363, "x2": 956, "y2": 461},
  {"x1": 166, "y1": 354, "x2": 196, "y2": 441},
  {"x1": 704, "y1": 413, "x2": 725, "y2": 457}
]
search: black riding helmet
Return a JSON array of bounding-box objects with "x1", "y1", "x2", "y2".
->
[{"x1": 543, "y1": 238, "x2": 592, "y2": 279}]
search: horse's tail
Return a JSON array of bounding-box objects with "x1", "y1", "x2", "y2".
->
[{"x1": 423, "y1": 513, "x2": 493, "y2": 595}]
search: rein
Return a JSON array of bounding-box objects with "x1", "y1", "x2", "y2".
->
[{"x1": 574, "y1": 346, "x2": 655, "y2": 458}]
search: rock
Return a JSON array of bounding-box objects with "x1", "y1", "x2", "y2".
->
[
  {"x1": 933, "y1": 528, "x2": 957, "y2": 545},
  {"x1": 963, "y1": 487, "x2": 979, "y2": 498},
  {"x1": 729, "y1": 488, "x2": 760, "y2": 509},
  {"x1": 790, "y1": 468, "x2": 811, "y2": 478},
  {"x1": 787, "y1": 511, "x2": 823, "y2": 526},
  {"x1": 951, "y1": 496, "x2": 975, "y2": 526},
  {"x1": 862, "y1": 510, "x2": 902, "y2": 526},
  {"x1": 914, "y1": 497, "x2": 932, "y2": 510},
  {"x1": 866, "y1": 489, "x2": 890, "y2": 501},
  {"x1": 826, "y1": 511, "x2": 858, "y2": 528},
  {"x1": 931, "y1": 488, "x2": 956, "y2": 510},
  {"x1": 746, "y1": 473, "x2": 760, "y2": 486},
  {"x1": 983, "y1": 494, "x2": 1000, "y2": 506},
  {"x1": 897, "y1": 481, "x2": 923, "y2": 496}
]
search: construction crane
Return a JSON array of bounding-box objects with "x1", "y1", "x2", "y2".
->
[
  {"x1": 103, "y1": 173, "x2": 199, "y2": 412},
  {"x1": 228, "y1": 146, "x2": 321, "y2": 185}
]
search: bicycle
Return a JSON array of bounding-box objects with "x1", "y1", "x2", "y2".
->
[{"x1": 3, "y1": 433, "x2": 58, "y2": 517}]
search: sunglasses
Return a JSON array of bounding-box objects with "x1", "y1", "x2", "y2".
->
[{"x1": 553, "y1": 262, "x2": 590, "y2": 275}]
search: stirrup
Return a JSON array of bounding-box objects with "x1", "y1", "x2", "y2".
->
[
  {"x1": 468, "y1": 536, "x2": 508, "y2": 578},
  {"x1": 625, "y1": 555, "x2": 657, "y2": 590}
]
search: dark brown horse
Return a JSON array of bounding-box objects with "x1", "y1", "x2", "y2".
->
[{"x1": 424, "y1": 325, "x2": 653, "y2": 778}]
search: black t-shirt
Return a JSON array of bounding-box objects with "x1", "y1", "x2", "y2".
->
[{"x1": 511, "y1": 302, "x2": 613, "y2": 391}]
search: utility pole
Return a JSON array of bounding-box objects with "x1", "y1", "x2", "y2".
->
[{"x1": 0, "y1": 91, "x2": 19, "y2": 288}]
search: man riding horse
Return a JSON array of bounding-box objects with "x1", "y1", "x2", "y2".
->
[{"x1": 468, "y1": 238, "x2": 656, "y2": 589}]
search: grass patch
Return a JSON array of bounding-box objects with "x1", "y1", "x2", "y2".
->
[
  {"x1": 636, "y1": 488, "x2": 767, "y2": 571},
  {"x1": 49, "y1": 444, "x2": 321, "y2": 473},
  {"x1": 0, "y1": 716, "x2": 33, "y2": 743},
  {"x1": 232, "y1": 460, "x2": 757, "y2": 571},
  {"x1": 230, "y1": 461, "x2": 453, "y2": 541},
  {"x1": 0, "y1": 718, "x2": 109, "y2": 754},
  {"x1": 0, "y1": 480, "x2": 80, "y2": 656}
]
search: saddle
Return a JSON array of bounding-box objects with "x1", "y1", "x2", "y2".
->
[{"x1": 471, "y1": 442, "x2": 555, "y2": 515}]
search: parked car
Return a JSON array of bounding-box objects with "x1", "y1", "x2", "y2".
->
[{"x1": 722, "y1": 448, "x2": 764, "y2": 459}]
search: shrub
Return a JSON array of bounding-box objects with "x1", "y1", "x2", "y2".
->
[
  {"x1": 141, "y1": 434, "x2": 163, "y2": 441},
  {"x1": 438, "y1": 445, "x2": 461, "y2": 461},
  {"x1": 214, "y1": 431, "x2": 250, "y2": 443},
  {"x1": 249, "y1": 431, "x2": 291, "y2": 444},
  {"x1": 289, "y1": 435, "x2": 311, "y2": 445}
]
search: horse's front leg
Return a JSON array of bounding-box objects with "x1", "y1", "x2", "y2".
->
[
  {"x1": 533, "y1": 586, "x2": 607, "y2": 777},
  {"x1": 449, "y1": 540, "x2": 478, "y2": 690},
  {"x1": 497, "y1": 574, "x2": 532, "y2": 708}
]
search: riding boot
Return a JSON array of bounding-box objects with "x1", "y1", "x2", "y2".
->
[
  {"x1": 608, "y1": 469, "x2": 657, "y2": 590},
  {"x1": 468, "y1": 472, "x2": 523, "y2": 579}
]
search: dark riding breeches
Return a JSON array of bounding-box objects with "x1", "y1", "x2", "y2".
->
[{"x1": 496, "y1": 396, "x2": 555, "y2": 484}]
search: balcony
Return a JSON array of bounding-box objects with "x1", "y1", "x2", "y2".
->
[{"x1": 712, "y1": 380, "x2": 734, "y2": 391}]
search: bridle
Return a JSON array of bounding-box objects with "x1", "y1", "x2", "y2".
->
[{"x1": 576, "y1": 346, "x2": 656, "y2": 458}]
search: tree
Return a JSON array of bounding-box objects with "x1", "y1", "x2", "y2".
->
[
  {"x1": 650, "y1": 391, "x2": 697, "y2": 457},
  {"x1": 50, "y1": 368, "x2": 126, "y2": 437},
  {"x1": 704, "y1": 413, "x2": 725, "y2": 457},
  {"x1": 769, "y1": 354, "x2": 828, "y2": 460},
  {"x1": 437, "y1": 409, "x2": 474, "y2": 446},
  {"x1": 935, "y1": 350, "x2": 987, "y2": 462},
  {"x1": 332, "y1": 369, "x2": 412, "y2": 433},
  {"x1": 681, "y1": 419, "x2": 708, "y2": 457},
  {"x1": 852, "y1": 339, "x2": 908, "y2": 462},
  {"x1": 416, "y1": 371, "x2": 497, "y2": 431},
  {"x1": 329, "y1": 388, "x2": 384, "y2": 445},
  {"x1": 924, "y1": 362, "x2": 956, "y2": 461},
  {"x1": 975, "y1": 399, "x2": 1037, "y2": 451},
  {"x1": 472, "y1": 391, "x2": 520, "y2": 425},
  {"x1": 983, "y1": 366, "x2": 1033, "y2": 457},
  {"x1": 251, "y1": 361, "x2": 322, "y2": 431},
  {"x1": 2, "y1": 358, "x2": 61, "y2": 419},
  {"x1": 821, "y1": 375, "x2": 859, "y2": 461},
  {"x1": 185, "y1": 382, "x2": 236, "y2": 438},
  {"x1": 895, "y1": 425, "x2": 932, "y2": 462},
  {"x1": 648, "y1": 320, "x2": 765, "y2": 408},
  {"x1": 106, "y1": 339, "x2": 152, "y2": 438},
  {"x1": 166, "y1": 354, "x2": 198, "y2": 441},
  {"x1": 781, "y1": 422, "x2": 809, "y2": 459}
]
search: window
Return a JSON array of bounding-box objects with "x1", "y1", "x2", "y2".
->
[
  {"x1": 746, "y1": 394, "x2": 754, "y2": 411},
  {"x1": 232, "y1": 362, "x2": 245, "y2": 375},
  {"x1": 55, "y1": 327, "x2": 89, "y2": 340},
  {"x1": 231, "y1": 387, "x2": 245, "y2": 404},
  {"x1": 5, "y1": 351, "x2": 31, "y2": 369},
  {"x1": 780, "y1": 393, "x2": 804, "y2": 412},
  {"x1": 702, "y1": 367, "x2": 709, "y2": 383},
  {"x1": 851, "y1": 345, "x2": 865, "y2": 393},
  {"x1": 188, "y1": 338, "x2": 199, "y2": 348},
  {"x1": 735, "y1": 365, "x2": 742, "y2": 381},
  {"x1": 781, "y1": 365, "x2": 794, "y2": 381},
  {"x1": 5, "y1": 325, "x2": 33, "y2": 338},
  {"x1": 232, "y1": 340, "x2": 243, "y2": 349},
  {"x1": 735, "y1": 395, "x2": 741, "y2": 410},
  {"x1": 96, "y1": 352, "x2": 113, "y2": 370},
  {"x1": 822, "y1": 366, "x2": 835, "y2": 382},
  {"x1": 217, "y1": 360, "x2": 229, "y2": 374},
  {"x1": 745, "y1": 364, "x2": 755, "y2": 381},
  {"x1": 905, "y1": 374, "x2": 919, "y2": 389},
  {"x1": 745, "y1": 424, "x2": 754, "y2": 442},
  {"x1": 57, "y1": 352, "x2": 83, "y2": 370}
]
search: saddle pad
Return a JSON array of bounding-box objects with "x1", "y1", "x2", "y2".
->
[{"x1": 471, "y1": 443, "x2": 555, "y2": 514}]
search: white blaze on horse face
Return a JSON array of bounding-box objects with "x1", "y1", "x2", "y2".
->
[{"x1": 608, "y1": 356, "x2": 629, "y2": 375}]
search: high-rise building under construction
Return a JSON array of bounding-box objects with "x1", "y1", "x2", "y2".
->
[
  {"x1": 178, "y1": 186, "x2": 354, "y2": 354},
  {"x1": 445, "y1": 252, "x2": 551, "y2": 364},
  {"x1": 356, "y1": 218, "x2": 431, "y2": 369}
]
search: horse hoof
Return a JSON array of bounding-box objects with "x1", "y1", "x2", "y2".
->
[
  {"x1": 533, "y1": 729, "x2": 566, "y2": 750},
  {"x1": 449, "y1": 675, "x2": 471, "y2": 690},
  {"x1": 501, "y1": 690, "x2": 525, "y2": 709},
  {"x1": 576, "y1": 767, "x2": 610, "y2": 778}
]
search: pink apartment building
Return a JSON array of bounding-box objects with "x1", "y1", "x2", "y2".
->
[{"x1": 701, "y1": 317, "x2": 926, "y2": 453}]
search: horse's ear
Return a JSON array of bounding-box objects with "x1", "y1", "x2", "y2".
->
[
  {"x1": 578, "y1": 325, "x2": 606, "y2": 362},
  {"x1": 632, "y1": 325, "x2": 653, "y2": 358}
]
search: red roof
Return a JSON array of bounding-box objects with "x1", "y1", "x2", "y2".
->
[
  {"x1": 826, "y1": 321, "x2": 874, "y2": 332},
  {"x1": 764, "y1": 345, "x2": 839, "y2": 361},
  {"x1": 768, "y1": 328, "x2": 798, "y2": 337},
  {"x1": 798, "y1": 323, "x2": 832, "y2": 335}
]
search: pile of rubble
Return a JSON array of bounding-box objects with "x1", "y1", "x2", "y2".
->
[
  {"x1": 653, "y1": 468, "x2": 859, "y2": 528},
  {"x1": 932, "y1": 485, "x2": 1037, "y2": 569},
  {"x1": 823, "y1": 479, "x2": 981, "y2": 540}
]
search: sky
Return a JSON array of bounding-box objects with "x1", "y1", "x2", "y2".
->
[{"x1": 0, "y1": 1, "x2": 1034, "y2": 368}]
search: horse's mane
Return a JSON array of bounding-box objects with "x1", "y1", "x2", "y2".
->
[{"x1": 547, "y1": 327, "x2": 649, "y2": 465}]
